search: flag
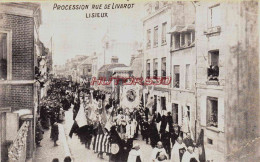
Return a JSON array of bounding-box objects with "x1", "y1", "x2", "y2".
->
[
  {"x1": 139, "y1": 94, "x2": 144, "y2": 109},
  {"x1": 146, "y1": 86, "x2": 155, "y2": 110},
  {"x1": 197, "y1": 129, "x2": 206, "y2": 162},
  {"x1": 75, "y1": 104, "x2": 88, "y2": 127},
  {"x1": 146, "y1": 94, "x2": 154, "y2": 109},
  {"x1": 121, "y1": 85, "x2": 140, "y2": 109}
]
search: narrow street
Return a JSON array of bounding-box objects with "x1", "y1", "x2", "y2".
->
[{"x1": 34, "y1": 106, "x2": 171, "y2": 162}]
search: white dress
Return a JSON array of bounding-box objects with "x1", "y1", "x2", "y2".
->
[
  {"x1": 127, "y1": 149, "x2": 143, "y2": 162},
  {"x1": 171, "y1": 142, "x2": 187, "y2": 162},
  {"x1": 181, "y1": 151, "x2": 199, "y2": 162},
  {"x1": 151, "y1": 147, "x2": 168, "y2": 162}
]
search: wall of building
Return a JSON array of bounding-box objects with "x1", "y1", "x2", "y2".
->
[
  {"x1": 0, "y1": 12, "x2": 35, "y2": 111},
  {"x1": 170, "y1": 46, "x2": 196, "y2": 136},
  {"x1": 0, "y1": 13, "x2": 34, "y2": 80},
  {"x1": 196, "y1": 1, "x2": 259, "y2": 161},
  {"x1": 195, "y1": 2, "x2": 226, "y2": 161},
  {"x1": 143, "y1": 7, "x2": 171, "y2": 78},
  {"x1": 224, "y1": 2, "x2": 259, "y2": 161}
]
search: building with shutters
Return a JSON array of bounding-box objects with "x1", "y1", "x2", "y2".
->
[
  {"x1": 168, "y1": 1, "x2": 196, "y2": 137},
  {"x1": 142, "y1": 1, "x2": 172, "y2": 114},
  {"x1": 195, "y1": 1, "x2": 259, "y2": 161},
  {"x1": 142, "y1": 2, "x2": 197, "y2": 134},
  {"x1": 0, "y1": 2, "x2": 42, "y2": 161}
]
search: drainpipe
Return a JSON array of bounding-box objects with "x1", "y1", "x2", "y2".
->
[{"x1": 192, "y1": 1, "x2": 199, "y2": 141}]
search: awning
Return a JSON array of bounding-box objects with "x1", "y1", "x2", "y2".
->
[
  {"x1": 168, "y1": 25, "x2": 185, "y2": 34},
  {"x1": 180, "y1": 24, "x2": 195, "y2": 32},
  {"x1": 168, "y1": 24, "x2": 195, "y2": 34}
]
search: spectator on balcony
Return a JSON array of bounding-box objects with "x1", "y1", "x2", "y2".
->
[{"x1": 208, "y1": 65, "x2": 219, "y2": 81}]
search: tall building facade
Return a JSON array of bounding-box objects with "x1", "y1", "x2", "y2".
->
[
  {"x1": 0, "y1": 2, "x2": 42, "y2": 161},
  {"x1": 168, "y1": 1, "x2": 196, "y2": 138},
  {"x1": 142, "y1": 1, "x2": 172, "y2": 114},
  {"x1": 195, "y1": 1, "x2": 259, "y2": 161}
]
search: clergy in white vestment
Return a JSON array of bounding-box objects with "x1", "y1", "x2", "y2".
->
[
  {"x1": 171, "y1": 137, "x2": 187, "y2": 162},
  {"x1": 126, "y1": 120, "x2": 136, "y2": 139},
  {"x1": 181, "y1": 146, "x2": 200, "y2": 162},
  {"x1": 127, "y1": 143, "x2": 143, "y2": 162},
  {"x1": 151, "y1": 141, "x2": 168, "y2": 162}
]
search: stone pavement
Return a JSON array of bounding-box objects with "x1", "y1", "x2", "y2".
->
[
  {"x1": 34, "y1": 108, "x2": 171, "y2": 162},
  {"x1": 33, "y1": 122, "x2": 71, "y2": 162},
  {"x1": 62, "y1": 109, "x2": 171, "y2": 162}
]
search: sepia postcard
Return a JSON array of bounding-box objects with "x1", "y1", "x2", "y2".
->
[{"x1": 0, "y1": 0, "x2": 259, "y2": 162}]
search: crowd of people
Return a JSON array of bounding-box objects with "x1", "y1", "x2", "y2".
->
[{"x1": 36, "y1": 79, "x2": 202, "y2": 162}]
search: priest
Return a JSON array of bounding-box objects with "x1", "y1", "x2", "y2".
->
[{"x1": 171, "y1": 137, "x2": 187, "y2": 162}]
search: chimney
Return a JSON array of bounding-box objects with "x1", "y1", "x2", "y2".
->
[{"x1": 111, "y1": 56, "x2": 118, "y2": 64}]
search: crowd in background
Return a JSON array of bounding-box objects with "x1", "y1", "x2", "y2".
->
[{"x1": 36, "y1": 79, "x2": 202, "y2": 162}]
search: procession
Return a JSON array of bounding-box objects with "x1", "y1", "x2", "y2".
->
[
  {"x1": 0, "y1": 1, "x2": 259, "y2": 162},
  {"x1": 35, "y1": 78, "x2": 202, "y2": 162}
]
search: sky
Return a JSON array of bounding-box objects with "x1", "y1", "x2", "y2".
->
[{"x1": 39, "y1": 1, "x2": 145, "y2": 65}]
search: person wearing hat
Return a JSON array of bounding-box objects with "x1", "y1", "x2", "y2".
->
[{"x1": 127, "y1": 143, "x2": 143, "y2": 162}]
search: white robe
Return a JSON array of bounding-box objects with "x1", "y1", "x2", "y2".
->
[
  {"x1": 127, "y1": 149, "x2": 143, "y2": 162},
  {"x1": 126, "y1": 122, "x2": 136, "y2": 138},
  {"x1": 181, "y1": 151, "x2": 199, "y2": 162},
  {"x1": 171, "y1": 142, "x2": 187, "y2": 162},
  {"x1": 151, "y1": 147, "x2": 168, "y2": 162}
]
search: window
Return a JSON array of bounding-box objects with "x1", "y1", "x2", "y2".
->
[
  {"x1": 207, "y1": 97, "x2": 218, "y2": 127},
  {"x1": 185, "y1": 64, "x2": 190, "y2": 89},
  {"x1": 154, "y1": 26, "x2": 158, "y2": 47},
  {"x1": 161, "y1": 57, "x2": 166, "y2": 78},
  {"x1": 88, "y1": 68, "x2": 91, "y2": 72},
  {"x1": 161, "y1": 97, "x2": 166, "y2": 110},
  {"x1": 162, "y1": 22, "x2": 167, "y2": 44},
  {"x1": 208, "y1": 50, "x2": 219, "y2": 81},
  {"x1": 173, "y1": 33, "x2": 180, "y2": 49},
  {"x1": 0, "y1": 33, "x2": 7, "y2": 80},
  {"x1": 185, "y1": 32, "x2": 191, "y2": 46},
  {"x1": 172, "y1": 31, "x2": 194, "y2": 50},
  {"x1": 146, "y1": 60, "x2": 150, "y2": 78},
  {"x1": 172, "y1": 103, "x2": 178, "y2": 124},
  {"x1": 173, "y1": 65, "x2": 180, "y2": 88},
  {"x1": 207, "y1": 138, "x2": 213, "y2": 145},
  {"x1": 155, "y1": 1, "x2": 159, "y2": 10},
  {"x1": 187, "y1": 106, "x2": 190, "y2": 120},
  {"x1": 180, "y1": 33, "x2": 185, "y2": 47},
  {"x1": 147, "y1": 29, "x2": 151, "y2": 49},
  {"x1": 153, "y1": 59, "x2": 158, "y2": 78},
  {"x1": 209, "y1": 4, "x2": 221, "y2": 27}
]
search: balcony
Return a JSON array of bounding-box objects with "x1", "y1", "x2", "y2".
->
[
  {"x1": 207, "y1": 65, "x2": 219, "y2": 85},
  {"x1": 204, "y1": 26, "x2": 221, "y2": 37}
]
